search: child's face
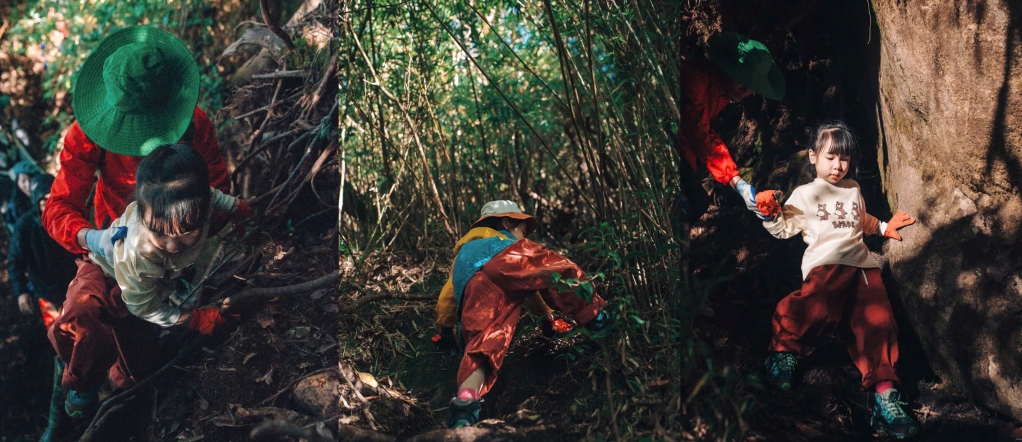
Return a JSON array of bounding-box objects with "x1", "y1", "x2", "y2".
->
[
  {"x1": 148, "y1": 228, "x2": 203, "y2": 255},
  {"x1": 502, "y1": 218, "x2": 528, "y2": 240},
  {"x1": 17, "y1": 174, "x2": 31, "y2": 197},
  {"x1": 38, "y1": 193, "x2": 49, "y2": 213},
  {"x1": 809, "y1": 140, "x2": 850, "y2": 184}
]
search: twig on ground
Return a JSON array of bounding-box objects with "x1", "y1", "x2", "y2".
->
[
  {"x1": 223, "y1": 272, "x2": 339, "y2": 311},
  {"x1": 339, "y1": 287, "x2": 434, "y2": 314}
]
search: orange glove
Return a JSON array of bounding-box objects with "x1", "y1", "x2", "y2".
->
[
  {"x1": 884, "y1": 211, "x2": 915, "y2": 241},
  {"x1": 189, "y1": 308, "x2": 228, "y2": 335},
  {"x1": 755, "y1": 190, "x2": 783, "y2": 219},
  {"x1": 229, "y1": 199, "x2": 253, "y2": 225}
]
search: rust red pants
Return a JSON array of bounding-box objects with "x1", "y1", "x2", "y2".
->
[
  {"x1": 770, "y1": 264, "x2": 899, "y2": 389},
  {"x1": 48, "y1": 259, "x2": 159, "y2": 391},
  {"x1": 456, "y1": 240, "x2": 606, "y2": 396}
]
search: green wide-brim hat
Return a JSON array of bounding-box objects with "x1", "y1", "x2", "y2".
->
[
  {"x1": 707, "y1": 32, "x2": 785, "y2": 101},
  {"x1": 72, "y1": 25, "x2": 199, "y2": 156}
]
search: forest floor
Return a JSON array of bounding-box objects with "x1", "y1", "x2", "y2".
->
[
  {"x1": 338, "y1": 250, "x2": 620, "y2": 441},
  {"x1": 335, "y1": 198, "x2": 1021, "y2": 442}
]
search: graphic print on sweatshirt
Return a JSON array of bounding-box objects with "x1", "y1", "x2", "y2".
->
[{"x1": 815, "y1": 200, "x2": 862, "y2": 229}]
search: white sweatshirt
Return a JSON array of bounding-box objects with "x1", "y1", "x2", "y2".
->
[
  {"x1": 763, "y1": 178, "x2": 885, "y2": 280},
  {"x1": 89, "y1": 188, "x2": 237, "y2": 327}
]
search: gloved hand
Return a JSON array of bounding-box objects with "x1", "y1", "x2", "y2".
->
[
  {"x1": 733, "y1": 177, "x2": 769, "y2": 220},
  {"x1": 188, "y1": 307, "x2": 228, "y2": 335},
  {"x1": 229, "y1": 199, "x2": 253, "y2": 225},
  {"x1": 755, "y1": 190, "x2": 784, "y2": 219},
  {"x1": 17, "y1": 293, "x2": 34, "y2": 315},
  {"x1": 84, "y1": 227, "x2": 127, "y2": 262},
  {"x1": 431, "y1": 326, "x2": 459, "y2": 351},
  {"x1": 883, "y1": 211, "x2": 915, "y2": 241}
]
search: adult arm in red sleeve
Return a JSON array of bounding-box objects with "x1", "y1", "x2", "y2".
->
[
  {"x1": 191, "y1": 107, "x2": 230, "y2": 193},
  {"x1": 677, "y1": 68, "x2": 740, "y2": 186},
  {"x1": 42, "y1": 123, "x2": 101, "y2": 254}
]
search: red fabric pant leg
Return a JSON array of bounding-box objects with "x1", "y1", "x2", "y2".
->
[
  {"x1": 770, "y1": 264, "x2": 856, "y2": 355},
  {"x1": 456, "y1": 275, "x2": 524, "y2": 397},
  {"x1": 48, "y1": 259, "x2": 158, "y2": 390},
  {"x1": 49, "y1": 259, "x2": 119, "y2": 391},
  {"x1": 843, "y1": 268, "x2": 899, "y2": 389}
]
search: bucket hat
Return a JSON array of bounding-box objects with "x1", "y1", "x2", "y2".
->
[
  {"x1": 72, "y1": 25, "x2": 199, "y2": 156},
  {"x1": 472, "y1": 200, "x2": 538, "y2": 235},
  {"x1": 707, "y1": 31, "x2": 785, "y2": 100}
]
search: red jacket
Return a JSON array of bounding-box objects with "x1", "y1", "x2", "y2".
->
[
  {"x1": 43, "y1": 107, "x2": 229, "y2": 254},
  {"x1": 678, "y1": 60, "x2": 740, "y2": 185}
]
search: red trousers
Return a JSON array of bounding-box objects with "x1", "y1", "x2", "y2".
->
[
  {"x1": 457, "y1": 239, "x2": 606, "y2": 396},
  {"x1": 770, "y1": 264, "x2": 899, "y2": 389},
  {"x1": 48, "y1": 259, "x2": 159, "y2": 391}
]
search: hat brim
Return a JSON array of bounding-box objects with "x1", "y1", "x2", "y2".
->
[
  {"x1": 472, "y1": 212, "x2": 538, "y2": 235},
  {"x1": 73, "y1": 26, "x2": 200, "y2": 156},
  {"x1": 708, "y1": 33, "x2": 786, "y2": 101}
]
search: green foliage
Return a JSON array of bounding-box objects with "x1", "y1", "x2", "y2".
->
[{"x1": 7, "y1": 0, "x2": 243, "y2": 154}]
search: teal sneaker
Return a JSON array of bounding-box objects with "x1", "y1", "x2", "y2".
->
[
  {"x1": 584, "y1": 311, "x2": 612, "y2": 338},
  {"x1": 65, "y1": 388, "x2": 99, "y2": 419},
  {"x1": 448, "y1": 397, "x2": 480, "y2": 428},
  {"x1": 871, "y1": 388, "x2": 918, "y2": 439},
  {"x1": 763, "y1": 351, "x2": 797, "y2": 391}
]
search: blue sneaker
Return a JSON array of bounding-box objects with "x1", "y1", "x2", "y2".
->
[
  {"x1": 449, "y1": 397, "x2": 480, "y2": 428},
  {"x1": 871, "y1": 388, "x2": 918, "y2": 439},
  {"x1": 763, "y1": 352, "x2": 797, "y2": 391},
  {"x1": 65, "y1": 389, "x2": 99, "y2": 419},
  {"x1": 584, "y1": 311, "x2": 612, "y2": 338}
]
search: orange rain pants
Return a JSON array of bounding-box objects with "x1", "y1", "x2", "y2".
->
[
  {"x1": 457, "y1": 239, "x2": 606, "y2": 396},
  {"x1": 770, "y1": 264, "x2": 899, "y2": 389}
]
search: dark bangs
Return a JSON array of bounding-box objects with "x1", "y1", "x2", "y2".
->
[
  {"x1": 136, "y1": 144, "x2": 211, "y2": 235},
  {"x1": 812, "y1": 121, "x2": 859, "y2": 158}
]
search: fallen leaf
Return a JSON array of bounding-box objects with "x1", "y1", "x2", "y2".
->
[
  {"x1": 242, "y1": 353, "x2": 256, "y2": 364},
  {"x1": 323, "y1": 304, "x2": 339, "y2": 313},
  {"x1": 256, "y1": 368, "x2": 273, "y2": 385},
  {"x1": 257, "y1": 315, "x2": 274, "y2": 328},
  {"x1": 356, "y1": 371, "x2": 379, "y2": 388},
  {"x1": 310, "y1": 288, "x2": 327, "y2": 300},
  {"x1": 198, "y1": 398, "x2": 209, "y2": 410}
]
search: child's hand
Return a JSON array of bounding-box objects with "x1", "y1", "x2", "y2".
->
[
  {"x1": 17, "y1": 293, "x2": 34, "y2": 315},
  {"x1": 431, "y1": 326, "x2": 459, "y2": 351},
  {"x1": 188, "y1": 307, "x2": 228, "y2": 335},
  {"x1": 884, "y1": 211, "x2": 915, "y2": 241},
  {"x1": 755, "y1": 190, "x2": 783, "y2": 219}
]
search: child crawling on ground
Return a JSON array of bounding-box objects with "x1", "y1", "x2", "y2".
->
[
  {"x1": 756, "y1": 122, "x2": 919, "y2": 439},
  {"x1": 47, "y1": 144, "x2": 251, "y2": 423},
  {"x1": 445, "y1": 200, "x2": 611, "y2": 428}
]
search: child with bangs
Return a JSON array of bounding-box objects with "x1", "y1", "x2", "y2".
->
[
  {"x1": 47, "y1": 144, "x2": 251, "y2": 421},
  {"x1": 755, "y1": 122, "x2": 919, "y2": 439}
]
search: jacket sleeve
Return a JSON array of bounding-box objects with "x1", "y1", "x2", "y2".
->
[
  {"x1": 6, "y1": 217, "x2": 28, "y2": 296},
  {"x1": 115, "y1": 253, "x2": 182, "y2": 327},
  {"x1": 435, "y1": 271, "x2": 458, "y2": 329},
  {"x1": 678, "y1": 69, "x2": 740, "y2": 185},
  {"x1": 489, "y1": 240, "x2": 606, "y2": 325},
  {"x1": 192, "y1": 108, "x2": 230, "y2": 193},
  {"x1": 763, "y1": 190, "x2": 806, "y2": 239},
  {"x1": 42, "y1": 124, "x2": 101, "y2": 254}
]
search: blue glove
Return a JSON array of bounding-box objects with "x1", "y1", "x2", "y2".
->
[
  {"x1": 85, "y1": 227, "x2": 127, "y2": 262},
  {"x1": 733, "y1": 177, "x2": 768, "y2": 220}
]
